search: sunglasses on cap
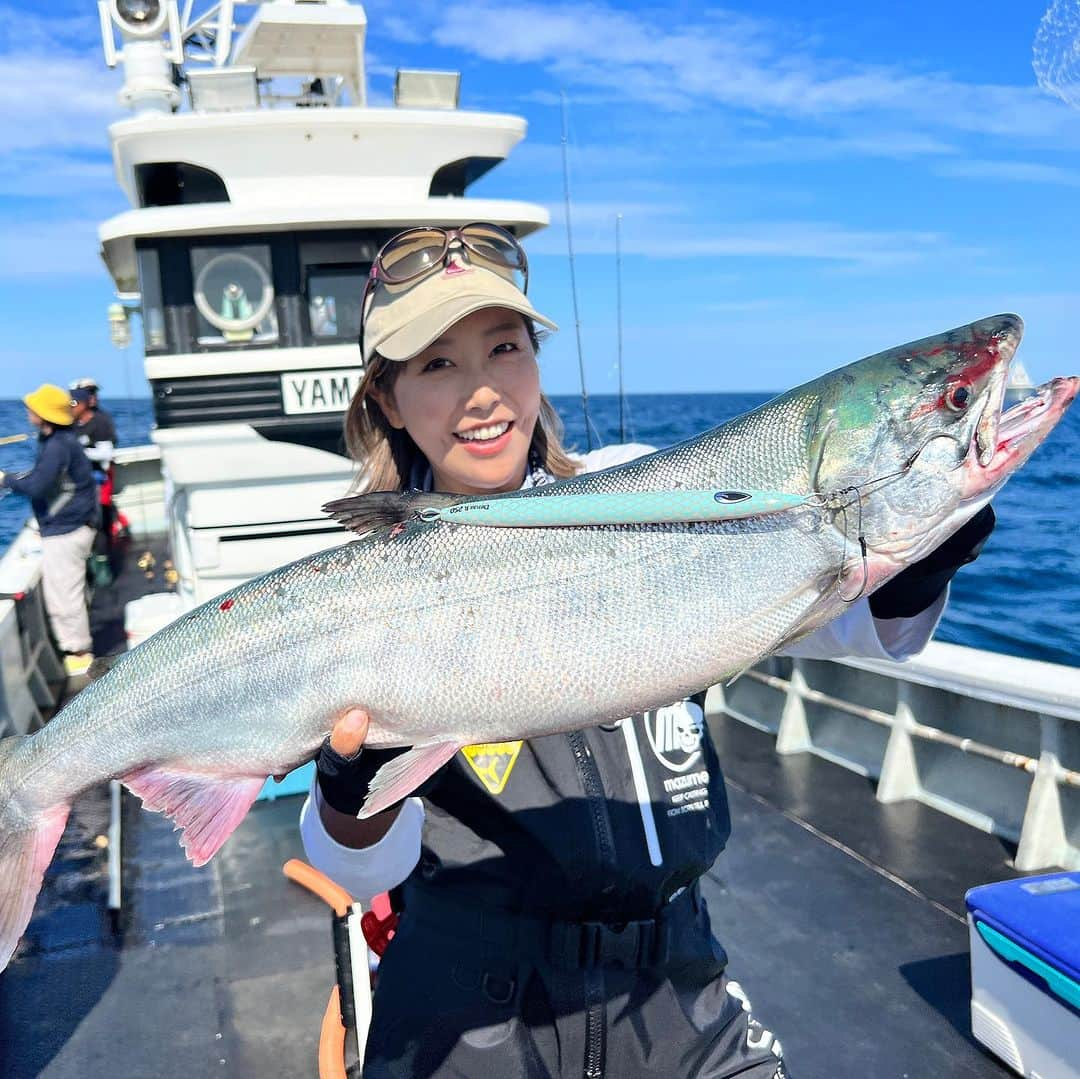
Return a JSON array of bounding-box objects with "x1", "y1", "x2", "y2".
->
[{"x1": 359, "y1": 223, "x2": 529, "y2": 358}]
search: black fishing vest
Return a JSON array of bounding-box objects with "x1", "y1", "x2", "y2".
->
[{"x1": 401, "y1": 692, "x2": 730, "y2": 922}]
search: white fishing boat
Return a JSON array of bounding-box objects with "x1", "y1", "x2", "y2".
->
[
  {"x1": 1005, "y1": 358, "x2": 1037, "y2": 406},
  {"x1": 1, "y1": 4, "x2": 1077, "y2": 1077}
]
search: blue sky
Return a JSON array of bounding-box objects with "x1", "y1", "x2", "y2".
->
[{"x1": 2, "y1": 0, "x2": 1079, "y2": 397}]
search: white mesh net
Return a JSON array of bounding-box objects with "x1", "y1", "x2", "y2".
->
[{"x1": 1033, "y1": 0, "x2": 1080, "y2": 108}]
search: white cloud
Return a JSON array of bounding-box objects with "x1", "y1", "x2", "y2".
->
[
  {"x1": 712, "y1": 132, "x2": 960, "y2": 166},
  {"x1": 0, "y1": 3, "x2": 122, "y2": 154},
  {"x1": 0, "y1": 218, "x2": 108, "y2": 277},
  {"x1": 421, "y1": 1, "x2": 1080, "y2": 143},
  {"x1": 0, "y1": 153, "x2": 116, "y2": 199},
  {"x1": 529, "y1": 205, "x2": 969, "y2": 268},
  {"x1": 934, "y1": 160, "x2": 1080, "y2": 186},
  {"x1": 0, "y1": 54, "x2": 120, "y2": 153},
  {"x1": 0, "y1": 10, "x2": 125, "y2": 279},
  {"x1": 379, "y1": 15, "x2": 428, "y2": 46},
  {"x1": 507, "y1": 140, "x2": 667, "y2": 179}
]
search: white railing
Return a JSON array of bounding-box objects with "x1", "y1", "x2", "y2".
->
[
  {"x1": 708, "y1": 641, "x2": 1080, "y2": 871},
  {"x1": 0, "y1": 523, "x2": 65, "y2": 736},
  {"x1": 0, "y1": 447, "x2": 167, "y2": 738}
]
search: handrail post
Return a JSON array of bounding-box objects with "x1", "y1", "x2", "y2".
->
[
  {"x1": 877, "y1": 682, "x2": 922, "y2": 804},
  {"x1": 776, "y1": 661, "x2": 812, "y2": 755},
  {"x1": 1014, "y1": 714, "x2": 1071, "y2": 872}
]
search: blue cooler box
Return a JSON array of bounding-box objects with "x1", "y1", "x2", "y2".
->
[{"x1": 966, "y1": 873, "x2": 1080, "y2": 1077}]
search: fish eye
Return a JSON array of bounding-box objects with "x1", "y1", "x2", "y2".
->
[{"x1": 945, "y1": 384, "x2": 971, "y2": 412}]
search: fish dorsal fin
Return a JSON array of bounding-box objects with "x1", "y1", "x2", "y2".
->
[
  {"x1": 322, "y1": 490, "x2": 462, "y2": 536},
  {"x1": 358, "y1": 740, "x2": 461, "y2": 818},
  {"x1": 121, "y1": 766, "x2": 266, "y2": 867},
  {"x1": 86, "y1": 654, "x2": 122, "y2": 682}
]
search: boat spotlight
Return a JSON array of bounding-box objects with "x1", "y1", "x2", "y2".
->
[
  {"x1": 111, "y1": 0, "x2": 167, "y2": 36},
  {"x1": 108, "y1": 303, "x2": 132, "y2": 350}
]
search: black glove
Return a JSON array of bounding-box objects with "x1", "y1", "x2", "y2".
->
[
  {"x1": 868, "y1": 505, "x2": 995, "y2": 620},
  {"x1": 316, "y1": 739, "x2": 409, "y2": 816}
]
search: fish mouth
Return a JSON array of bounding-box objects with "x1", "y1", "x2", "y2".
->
[
  {"x1": 966, "y1": 374, "x2": 1078, "y2": 495},
  {"x1": 946, "y1": 315, "x2": 1075, "y2": 492},
  {"x1": 962, "y1": 316, "x2": 1021, "y2": 469}
]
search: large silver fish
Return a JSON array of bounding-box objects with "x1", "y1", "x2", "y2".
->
[{"x1": 0, "y1": 313, "x2": 1075, "y2": 970}]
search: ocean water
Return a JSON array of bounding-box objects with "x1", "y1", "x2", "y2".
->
[{"x1": 1, "y1": 393, "x2": 1076, "y2": 668}]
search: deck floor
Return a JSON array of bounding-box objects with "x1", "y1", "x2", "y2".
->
[
  {"x1": 703, "y1": 718, "x2": 1025, "y2": 1078},
  {"x1": 0, "y1": 540, "x2": 1031, "y2": 1078}
]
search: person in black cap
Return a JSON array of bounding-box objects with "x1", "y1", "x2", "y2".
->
[
  {"x1": 70, "y1": 381, "x2": 124, "y2": 555},
  {"x1": 69, "y1": 380, "x2": 118, "y2": 470}
]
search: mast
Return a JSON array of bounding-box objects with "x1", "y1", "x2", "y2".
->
[
  {"x1": 616, "y1": 212, "x2": 626, "y2": 443},
  {"x1": 560, "y1": 90, "x2": 593, "y2": 450}
]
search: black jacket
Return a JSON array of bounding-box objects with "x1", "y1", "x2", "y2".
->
[{"x1": 361, "y1": 698, "x2": 785, "y2": 1079}]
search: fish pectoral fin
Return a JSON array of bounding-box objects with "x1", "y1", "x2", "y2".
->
[
  {"x1": 762, "y1": 573, "x2": 845, "y2": 658},
  {"x1": 122, "y1": 766, "x2": 266, "y2": 867},
  {"x1": 322, "y1": 490, "x2": 462, "y2": 535},
  {"x1": 358, "y1": 741, "x2": 461, "y2": 819}
]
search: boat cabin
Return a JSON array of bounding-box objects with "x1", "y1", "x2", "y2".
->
[{"x1": 94, "y1": 0, "x2": 547, "y2": 602}]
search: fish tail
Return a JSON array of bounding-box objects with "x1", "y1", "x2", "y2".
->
[{"x1": 0, "y1": 736, "x2": 70, "y2": 971}]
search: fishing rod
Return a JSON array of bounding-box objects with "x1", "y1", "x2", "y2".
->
[
  {"x1": 109, "y1": 301, "x2": 159, "y2": 581},
  {"x1": 0, "y1": 433, "x2": 29, "y2": 445},
  {"x1": 615, "y1": 213, "x2": 626, "y2": 444},
  {"x1": 560, "y1": 89, "x2": 595, "y2": 451}
]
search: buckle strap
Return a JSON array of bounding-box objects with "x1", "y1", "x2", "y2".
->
[{"x1": 403, "y1": 885, "x2": 696, "y2": 971}]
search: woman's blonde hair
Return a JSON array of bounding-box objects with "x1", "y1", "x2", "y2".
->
[{"x1": 344, "y1": 318, "x2": 579, "y2": 492}]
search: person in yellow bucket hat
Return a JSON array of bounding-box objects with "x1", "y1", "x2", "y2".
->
[{"x1": 0, "y1": 384, "x2": 100, "y2": 676}]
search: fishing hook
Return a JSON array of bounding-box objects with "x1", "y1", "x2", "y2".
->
[{"x1": 812, "y1": 430, "x2": 968, "y2": 603}]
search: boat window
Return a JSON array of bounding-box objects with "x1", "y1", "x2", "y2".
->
[
  {"x1": 191, "y1": 245, "x2": 278, "y2": 346},
  {"x1": 429, "y1": 156, "x2": 501, "y2": 197},
  {"x1": 136, "y1": 162, "x2": 229, "y2": 207},
  {"x1": 306, "y1": 264, "x2": 366, "y2": 340},
  {"x1": 136, "y1": 248, "x2": 167, "y2": 351}
]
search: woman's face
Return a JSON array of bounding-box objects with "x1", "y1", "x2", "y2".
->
[{"x1": 376, "y1": 306, "x2": 541, "y2": 495}]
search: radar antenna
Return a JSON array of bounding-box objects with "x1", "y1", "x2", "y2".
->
[{"x1": 99, "y1": 0, "x2": 367, "y2": 113}]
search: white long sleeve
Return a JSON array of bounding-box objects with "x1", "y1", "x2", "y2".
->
[
  {"x1": 571, "y1": 443, "x2": 656, "y2": 471},
  {"x1": 82, "y1": 439, "x2": 114, "y2": 466},
  {"x1": 783, "y1": 588, "x2": 947, "y2": 662},
  {"x1": 299, "y1": 775, "x2": 425, "y2": 903}
]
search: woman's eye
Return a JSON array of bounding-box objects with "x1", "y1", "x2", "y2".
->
[
  {"x1": 492, "y1": 341, "x2": 519, "y2": 356},
  {"x1": 421, "y1": 357, "x2": 453, "y2": 373}
]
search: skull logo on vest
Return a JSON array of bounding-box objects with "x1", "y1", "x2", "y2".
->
[{"x1": 643, "y1": 701, "x2": 704, "y2": 773}]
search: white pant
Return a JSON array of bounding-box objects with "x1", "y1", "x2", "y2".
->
[{"x1": 41, "y1": 525, "x2": 95, "y2": 654}]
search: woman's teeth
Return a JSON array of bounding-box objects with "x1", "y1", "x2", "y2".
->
[{"x1": 456, "y1": 422, "x2": 510, "y2": 442}]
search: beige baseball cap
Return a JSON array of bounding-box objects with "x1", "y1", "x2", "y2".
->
[{"x1": 361, "y1": 258, "x2": 558, "y2": 364}]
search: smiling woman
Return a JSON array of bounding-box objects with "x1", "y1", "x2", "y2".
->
[{"x1": 290, "y1": 223, "x2": 1004, "y2": 1079}]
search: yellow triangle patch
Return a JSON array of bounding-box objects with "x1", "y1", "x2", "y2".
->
[{"x1": 460, "y1": 741, "x2": 524, "y2": 795}]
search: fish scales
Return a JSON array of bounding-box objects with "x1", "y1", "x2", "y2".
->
[{"x1": 21, "y1": 446, "x2": 837, "y2": 792}]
